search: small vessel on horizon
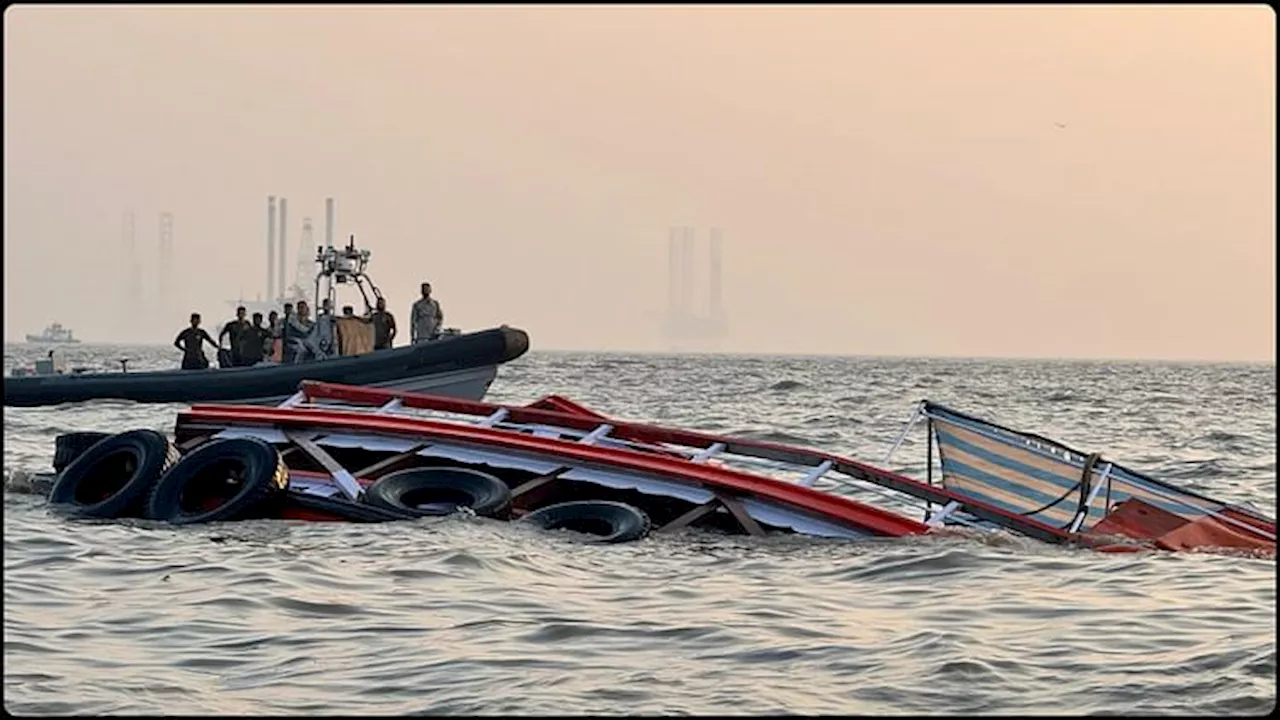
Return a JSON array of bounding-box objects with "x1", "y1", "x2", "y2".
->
[{"x1": 25, "y1": 322, "x2": 79, "y2": 344}]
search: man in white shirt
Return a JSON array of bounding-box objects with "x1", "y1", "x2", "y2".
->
[{"x1": 410, "y1": 282, "x2": 443, "y2": 344}]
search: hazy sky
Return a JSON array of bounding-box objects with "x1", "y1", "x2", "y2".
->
[{"x1": 4, "y1": 4, "x2": 1274, "y2": 360}]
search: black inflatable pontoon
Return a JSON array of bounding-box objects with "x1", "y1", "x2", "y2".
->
[{"x1": 3, "y1": 326, "x2": 529, "y2": 407}]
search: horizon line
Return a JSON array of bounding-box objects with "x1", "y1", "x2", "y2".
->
[{"x1": 3, "y1": 339, "x2": 1274, "y2": 366}]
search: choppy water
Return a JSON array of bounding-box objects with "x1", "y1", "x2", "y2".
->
[{"x1": 4, "y1": 344, "x2": 1276, "y2": 715}]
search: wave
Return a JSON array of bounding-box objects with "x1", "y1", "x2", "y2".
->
[
  {"x1": 729, "y1": 428, "x2": 815, "y2": 446},
  {"x1": 4, "y1": 469, "x2": 54, "y2": 496},
  {"x1": 3, "y1": 349, "x2": 1275, "y2": 716}
]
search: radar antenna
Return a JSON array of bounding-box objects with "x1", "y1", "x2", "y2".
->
[{"x1": 313, "y1": 234, "x2": 383, "y2": 314}]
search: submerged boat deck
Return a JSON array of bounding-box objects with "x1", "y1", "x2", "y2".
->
[
  {"x1": 172, "y1": 381, "x2": 1275, "y2": 554},
  {"x1": 177, "y1": 382, "x2": 931, "y2": 539}
]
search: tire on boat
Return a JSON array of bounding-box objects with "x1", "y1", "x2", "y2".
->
[
  {"x1": 48, "y1": 429, "x2": 179, "y2": 519},
  {"x1": 363, "y1": 467, "x2": 512, "y2": 519},
  {"x1": 146, "y1": 437, "x2": 289, "y2": 525},
  {"x1": 520, "y1": 500, "x2": 651, "y2": 543},
  {"x1": 284, "y1": 490, "x2": 416, "y2": 523},
  {"x1": 52, "y1": 431, "x2": 112, "y2": 473}
]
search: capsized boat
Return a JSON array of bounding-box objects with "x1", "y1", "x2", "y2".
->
[
  {"x1": 44, "y1": 381, "x2": 930, "y2": 541},
  {"x1": 41, "y1": 381, "x2": 1274, "y2": 553}
]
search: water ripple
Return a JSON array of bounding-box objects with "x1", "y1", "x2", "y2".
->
[{"x1": 3, "y1": 347, "x2": 1275, "y2": 714}]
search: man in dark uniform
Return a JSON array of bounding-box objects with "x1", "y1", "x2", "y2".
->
[
  {"x1": 368, "y1": 296, "x2": 397, "y2": 350},
  {"x1": 174, "y1": 313, "x2": 218, "y2": 370},
  {"x1": 279, "y1": 303, "x2": 295, "y2": 363},
  {"x1": 219, "y1": 306, "x2": 251, "y2": 367},
  {"x1": 237, "y1": 312, "x2": 271, "y2": 367}
]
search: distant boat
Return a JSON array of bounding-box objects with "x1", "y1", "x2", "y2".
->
[{"x1": 25, "y1": 323, "x2": 79, "y2": 344}]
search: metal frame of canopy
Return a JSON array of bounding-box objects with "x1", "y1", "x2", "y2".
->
[{"x1": 177, "y1": 382, "x2": 1069, "y2": 542}]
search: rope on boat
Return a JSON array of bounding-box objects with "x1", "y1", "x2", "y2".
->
[
  {"x1": 1016, "y1": 475, "x2": 1085, "y2": 519},
  {"x1": 1063, "y1": 453, "x2": 1101, "y2": 531},
  {"x1": 1070, "y1": 461, "x2": 1113, "y2": 533}
]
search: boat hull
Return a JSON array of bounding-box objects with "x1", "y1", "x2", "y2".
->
[
  {"x1": 221, "y1": 364, "x2": 500, "y2": 406},
  {"x1": 175, "y1": 397, "x2": 931, "y2": 540},
  {"x1": 3, "y1": 326, "x2": 528, "y2": 407}
]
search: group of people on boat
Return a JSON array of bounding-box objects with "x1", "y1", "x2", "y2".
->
[{"x1": 173, "y1": 282, "x2": 446, "y2": 370}]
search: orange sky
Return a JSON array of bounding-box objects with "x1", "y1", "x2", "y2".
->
[{"x1": 3, "y1": 4, "x2": 1274, "y2": 360}]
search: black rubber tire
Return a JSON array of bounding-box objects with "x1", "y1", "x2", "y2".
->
[
  {"x1": 363, "y1": 467, "x2": 512, "y2": 518},
  {"x1": 52, "y1": 431, "x2": 112, "y2": 473},
  {"x1": 146, "y1": 437, "x2": 289, "y2": 525},
  {"x1": 285, "y1": 490, "x2": 416, "y2": 523},
  {"x1": 520, "y1": 500, "x2": 651, "y2": 543},
  {"x1": 48, "y1": 429, "x2": 179, "y2": 519}
]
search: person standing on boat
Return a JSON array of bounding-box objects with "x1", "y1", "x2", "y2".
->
[
  {"x1": 311, "y1": 298, "x2": 337, "y2": 359},
  {"x1": 266, "y1": 310, "x2": 281, "y2": 362},
  {"x1": 236, "y1": 312, "x2": 270, "y2": 367},
  {"x1": 219, "y1": 306, "x2": 252, "y2": 367},
  {"x1": 335, "y1": 305, "x2": 377, "y2": 356},
  {"x1": 287, "y1": 301, "x2": 315, "y2": 363},
  {"x1": 368, "y1": 296, "x2": 397, "y2": 350},
  {"x1": 174, "y1": 313, "x2": 218, "y2": 370},
  {"x1": 278, "y1": 304, "x2": 295, "y2": 362},
  {"x1": 410, "y1": 282, "x2": 443, "y2": 344},
  {"x1": 256, "y1": 311, "x2": 274, "y2": 363}
]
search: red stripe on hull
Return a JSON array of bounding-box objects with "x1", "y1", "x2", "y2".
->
[
  {"x1": 525, "y1": 395, "x2": 611, "y2": 420},
  {"x1": 289, "y1": 382, "x2": 1072, "y2": 540},
  {"x1": 179, "y1": 405, "x2": 930, "y2": 538}
]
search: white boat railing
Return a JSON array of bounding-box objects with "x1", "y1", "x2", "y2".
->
[
  {"x1": 169, "y1": 382, "x2": 1275, "y2": 550},
  {"x1": 267, "y1": 388, "x2": 982, "y2": 534}
]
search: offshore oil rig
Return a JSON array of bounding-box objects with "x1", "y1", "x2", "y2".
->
[
  {"x1": 660, "y1": 226, "x2": 728, "y2": 352},
  {"x1": 114, "y1": 198, "x2": 366, "y2": 342},
  {"x1": 222, "y1": 196, "x2": 337, "y2": 316}
]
